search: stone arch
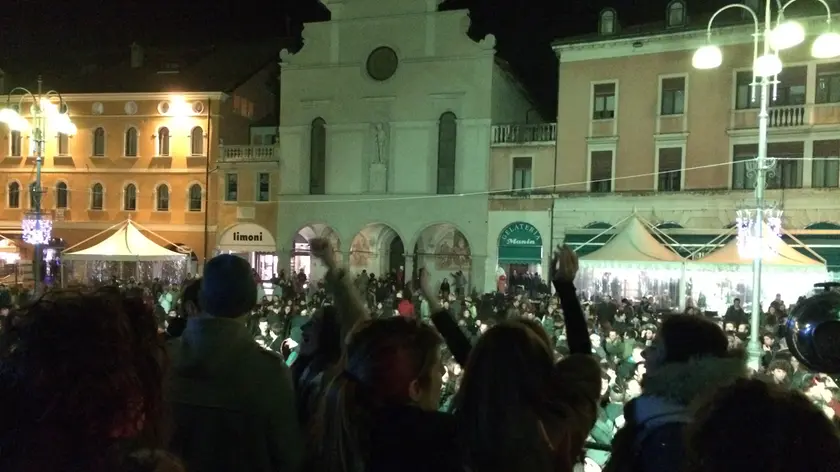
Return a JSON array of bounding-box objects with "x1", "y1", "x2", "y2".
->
[
  {"x1": 583, "y1": 221, "x2": 612, "y2": 230},
  {"x1": 411, "y1": 222, "x2": 472, "y2": 294},
  {"x1": 805, "y1": 222, "x2": 840, "y2": 230},
  {"x1": 349, "y1": 223, "x2": 407, "y2": 278},
  {"x1": 655, "y1": 221, "x2": 684, "y2": 230},
  {"x1": 290, "y1": 223, "x2": 343, "y2": 281}
]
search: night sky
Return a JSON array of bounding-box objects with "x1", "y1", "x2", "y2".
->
[{"x1": 1, "y1": 0, "x2": 732, "y2": 117}]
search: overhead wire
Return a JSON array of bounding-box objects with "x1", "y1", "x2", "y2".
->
[{"x1": 0, "y1": 156, "x2": 830, "y2": 205}]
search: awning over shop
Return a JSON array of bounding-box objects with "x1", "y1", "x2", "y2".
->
[{"x1": 497, "y1": 222, "x2": 543, "y2": 264}]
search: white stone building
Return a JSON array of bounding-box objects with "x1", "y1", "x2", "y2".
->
[{"x1": 276, "y1": 0, "x2": 537, "y2": 290}]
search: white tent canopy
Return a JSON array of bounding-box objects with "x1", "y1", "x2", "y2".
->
[
  {"x1": 579, "y1": 216, "x2": 684, "y2": 269},
  {"x1": 694, "y1": 225, "x2": 826, "y2": 273},
  {"x1": 63, "y1": 220, "x2": 187, "y2": 261}
]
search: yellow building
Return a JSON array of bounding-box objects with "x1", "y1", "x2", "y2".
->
[{"x1": 0, "y1": 42, "x2": 281, "y2": 281}]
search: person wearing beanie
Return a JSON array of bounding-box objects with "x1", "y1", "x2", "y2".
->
[
  {"x1": 166, "y1": 254, "x2": 303, "y2": 472},
  {"x1": 604, "y1": 314, "x2": 746, "y2": 472}
]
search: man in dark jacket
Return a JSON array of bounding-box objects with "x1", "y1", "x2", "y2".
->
[{"x1": 167, "y1": 254, "x2": 303, "y2": 472}]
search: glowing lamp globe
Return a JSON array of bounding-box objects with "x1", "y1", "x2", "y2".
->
[
  {"x1": 770, "y1": 21, "x2": 805, "y2": 50},
  {"x1": 812, "y1": 32, "x2": 840, "y2": 59},
  {"x1": 692, "y1": 45, "x2": 723, "y2": 69},
  {"x1": 754, "y1": 54, "x2": 783, "y2": 77},
  {"x1": 0, "y1": 108, "x2": 19, "y2": 124},
  {"x1": 10, "y1": 116, "x2": 30, "y2": 132}
]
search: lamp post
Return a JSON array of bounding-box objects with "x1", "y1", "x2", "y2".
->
[
  {"x1": 692, "y1": 1, "x2": 840, "y2": 371},
  {"x1": 0, "y1": 77, "x2": 76, "y2": 294}
]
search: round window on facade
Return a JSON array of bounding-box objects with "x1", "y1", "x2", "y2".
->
[{"x1": 366, "y1": 47, "x2": 399, "y2": 82}]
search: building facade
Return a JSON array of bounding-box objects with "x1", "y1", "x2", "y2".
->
[
  {"x1": 488, "y1": 2, "x2": 840, "y2": 277},
  {"x1": 0, "y1": 42, "x2": 280, "y2": 282},
  {"x1": 277, "y1": 0, "x2": 537, "y2": 291}
]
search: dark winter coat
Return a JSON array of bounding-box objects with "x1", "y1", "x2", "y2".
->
[{"x1": 166, "y1": 317, "x2": 304, "y2": 472}]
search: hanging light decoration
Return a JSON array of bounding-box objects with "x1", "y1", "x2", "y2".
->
[
  {"x1": 736, "y1": 207, "x2": 783, "y2": 259},
  {"x1": 21, "y1": 212, "x2": 53, "y2": 246}
]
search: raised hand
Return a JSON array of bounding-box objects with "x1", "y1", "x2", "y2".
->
[
  {"x1": 310, "y1": 238, "x2": 336, "y2": 269},
  {"x1": 551, "y1": 245, "x2": 579, "y2": 283}
]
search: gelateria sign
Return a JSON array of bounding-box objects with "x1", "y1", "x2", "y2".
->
[
  {"x1": 497, "y1": 222, "x2": 543, "y2": 264},
  {"x1": 218, "y1": 223, "x2": 277, "y2": 252}
]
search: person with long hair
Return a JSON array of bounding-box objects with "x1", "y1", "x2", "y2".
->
[
  {"x1": 308, "y1": 317, "x2": 458, "y2": 472},
  {"x1": 450, "y1": 246, "x2": 600, "y2": 472},
  {"x1": 0, "y1": 288, "x2": 181, "y2": 472}
]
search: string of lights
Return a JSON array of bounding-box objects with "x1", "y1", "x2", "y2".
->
[{"x1": 0, "y1": 156, "x2": 834, "y2": 205}]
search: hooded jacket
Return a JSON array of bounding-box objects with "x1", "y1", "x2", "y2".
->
[{"x1": 605, "y1": 354, "x2": 746, "y2": 472}]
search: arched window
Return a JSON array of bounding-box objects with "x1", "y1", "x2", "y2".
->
[
  {"x1": 599, "y1": 9, "x2": 617, "y2": 35},
  {"x1": 667, "y1": 0, "x2": 685, "y2": 27},
  {"x1": 9, "y1": 130, "x2": 22, "y2": 157},
  {"x1": 158, "y1": 127, "x2": 170, "y2": 157},
  {"x1": 124, "y1": 127, "x2": 138, "y2": 157},
  {"x1": 437, "y1": 112, "x2": 457, "y2": 194},
  {"x1": 93, "y1": 127, "x2": 106, "y2": 157},
  {"x1": 190, "y1": 126, "x2": 204, "y2": 156},
  {"x1": 56, "y1": 182, "x2": 68, "y2": 209},
  {"x1": 57, "y1": 133, "x2": 70, "y2": 156},
  {"x1": 90, "y1": 183, "x2": 104, "y2": 210},
  {"x1": 188, "y1": 184, "x2": 203, "y2": 212},
  {"x1": 309, "y1": 118, "x2": 327, "y2": 194},
  {"x1": 156, "y1": 184, "x2": 170, "y2": 211},
  {"x1": 124, "y1": 183, "x2": 137, "y2": 211},
  {"x1": 7, "y1": 182, "x2": 20, "y2": 208},
  {"x1": 28, "y1": 182, "x2": 39, "y2": 209}
]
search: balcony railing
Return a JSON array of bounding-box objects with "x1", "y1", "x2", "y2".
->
[
  {"x1": 220, "y1": 145, "x2": 279, "y2": 162},
  {"x1": 732, "y1": 104, "x2": 818, "y2": 130},
  {"x1": 769, "y1": 105, "x2": 807, "y2": 127},
  {"x1": 492, "y1": 123, "x2": 557, "y2": 144}
]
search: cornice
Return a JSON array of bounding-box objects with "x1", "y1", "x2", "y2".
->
[
  {"x1": 553, "y1": 14, "x2": 840, "y2": 62},
  {"x1": 44, "y1": 92, "x2": 228, "y2": 102}
]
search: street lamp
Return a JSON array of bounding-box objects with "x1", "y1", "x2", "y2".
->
[
  {"x1": 693, "y1": 0, "x2": 840, "y2": 371},
  {"x1": 0, "y1": 77, "x2": 75, "y2": 293}
]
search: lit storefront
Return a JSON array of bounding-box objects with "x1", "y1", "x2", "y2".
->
[
  {"x1": 216, "y1": 223, "x2": 278, "y2": 281},
  {"x1": 0, "y1": 237, "x2": 21, "y2": 283},
  {"x1": 497, "y1": 222, "x2": 545, "y2": 289}
]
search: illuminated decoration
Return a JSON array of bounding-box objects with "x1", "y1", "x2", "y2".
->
[
  {"x1": 21, "y1": 212, "x2": 53, "y2": 245},
  {"x1": 736, "y1": 207, "x2": 783, "y2": 259}
]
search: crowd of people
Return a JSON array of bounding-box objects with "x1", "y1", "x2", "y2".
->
[{"x1": 0, "y1": 240, "x2": 838, "y2": 472}]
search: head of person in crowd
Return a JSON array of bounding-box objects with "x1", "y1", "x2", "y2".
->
[
  {"x1": 0, "y1": 289, "x2": 181, "y2": 472},
  {"x1": 452, "y1": 320, "x2": 577, "y2": 472},
  {"x1": 176, "y1": 277, "x2": 201, "y2": 319},
  {"x1": 642, "y1": 314, "x2": 731, "y2": 376},
  {"x1": 310, "y1": 317, "x2": 443, "y2": 472},
  {"x1": 685, "y1": 378, "x2": 840, "y2": 472},
  {"x1": 199, "y1": 254, "x2": 257, "y2": 319},
  {"x1": 605, "y1": 314, "x2": 744, "y2": 472}
]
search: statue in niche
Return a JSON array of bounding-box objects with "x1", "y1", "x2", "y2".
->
[{"x1": 373, "y1": 123, "x2": 388, "y2": 164}]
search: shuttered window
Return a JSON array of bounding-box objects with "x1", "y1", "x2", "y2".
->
[
  {"x1": 657, "y1": 147, "x2": 682, "y2": 191},
  {"x1": 590, "y1": 151, "x2": 613, "y2": 192}
]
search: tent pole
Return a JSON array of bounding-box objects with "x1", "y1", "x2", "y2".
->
[{"x1": 573, "y1": 214, "x2": 632, "y2": 252}]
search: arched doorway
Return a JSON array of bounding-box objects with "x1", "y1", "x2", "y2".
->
[
  {"x1": 292, "y1": 223, "x2": 341, "y2": 282},
  {"x1": 413, "y1": 223, "x2": 471, "y2": 296},
  {"x1": 349, "y1": 223, "x2": 405, "y2": 279}
]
